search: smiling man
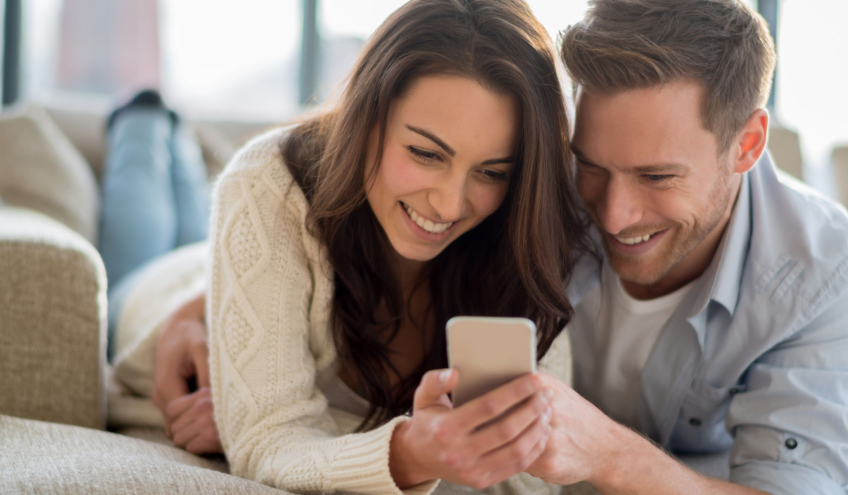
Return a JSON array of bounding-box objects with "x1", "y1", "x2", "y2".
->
[{"x1": 524, "y1": 0, "x2": 848, "y2": 494}]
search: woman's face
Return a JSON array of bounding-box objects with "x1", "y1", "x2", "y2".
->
[{"x1": 365, "y1": 75, "x2": 519, "y2": 263}]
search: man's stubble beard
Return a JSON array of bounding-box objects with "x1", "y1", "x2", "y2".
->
[{"x1": 605, "y1": 161, "x2": 736, "y2": 286}]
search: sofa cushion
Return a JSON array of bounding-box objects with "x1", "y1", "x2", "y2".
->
[
  {"x1": 0, "y1": 207, "x2": 107, "y2": 430},
  {"x1": 0, "y1": 415, "x2": 288, "y2": 495},
  {"x1": 0, "y1": 104, "x2": 100, "y2": 244}
]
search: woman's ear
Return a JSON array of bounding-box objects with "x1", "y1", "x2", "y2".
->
[{"x1": 731, "y1": 108, "x2": 769, "y2": 175}]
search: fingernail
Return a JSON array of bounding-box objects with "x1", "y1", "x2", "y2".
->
[
  {"x1": 543, "y1": 407, "x2": 552, "y2": 420},
  {"x1": 439, "y1": 369, "x2": 452, "y2": 385}
]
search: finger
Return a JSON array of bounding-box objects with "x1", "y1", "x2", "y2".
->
[
  {"x1": 153, "y1": 373, "x2": 189, "y2": 410},
  {"x1": 185, "y1": 431, "x2": 224, "y2": 455},
  {"x1": 412, "y1": 369, "x2": 458, "y2": 411},
  {"x1": 452, "y1": 373, "x2": 544, "y2": 434},
  {"x1": 481, "y1": 421, "x2": 552, "y2": 487},
  {"x1": 191, "y1": 337, "x2": 211, "y2": 389},
  {"x1": 165, "y1": 390, "x2": 200, "y2": 425},
  {"x1": 171, "y1": 391, "x2": 213, "y2": 434},
  {"x1": 172, "y1": 417, "x2": 202, "y2": 448},
  {"x1": 476, "y1": 412, "x2": 552, "y2": 484},
  {"x1": 172, "y1": 406, "x2": 218, "y2": 451},
  {"x1": 468, "y1": 389, "x2": 551, "y2": 455}
]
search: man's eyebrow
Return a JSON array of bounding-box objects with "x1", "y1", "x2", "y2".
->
[
  {"x1": 406, "y1": 125, "x2": 456, "y2": 157},
  {"x1": 632, "y1": 163, "x2": 688, "y2": 175},
  {"x1": 571, "y1": 145, "x2": 687, "y2": 174}
]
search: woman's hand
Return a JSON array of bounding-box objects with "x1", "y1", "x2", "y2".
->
[
  {"x1": 390, "y1": 369, "x2": 553, "y2": 490},
  {"x1": 165, "y1": 387, "x2": 224, "y2": 455},
  {"x1": 150, "y1": 292, "x2": 222, "y2": 454}
]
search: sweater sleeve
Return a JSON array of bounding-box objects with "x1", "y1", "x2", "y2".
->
[{"x1": 207, "y1": 130, "x2": 437, "y2": 495}]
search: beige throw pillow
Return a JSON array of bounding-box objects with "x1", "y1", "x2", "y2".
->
[{"x1": 0, "y1": 104, "x2": 100, "y2": 244}]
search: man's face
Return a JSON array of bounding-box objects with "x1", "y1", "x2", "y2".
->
[{"x1": 572, "y1": 81, "x2": 738, "y2": 287}]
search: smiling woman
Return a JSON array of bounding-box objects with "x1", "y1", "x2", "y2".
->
[
  {"x1": 207, "y1": 0, "x2": 594, "y2": 492},
  {"x1": 112, "y1": 0, "x2": 592, "y2": 493},
  {"x1": 364, "y1": 76, "x2": 518, "y2": 262}
]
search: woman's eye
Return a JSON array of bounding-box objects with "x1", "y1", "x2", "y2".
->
[
  {"x1": 408, "y1": 146, "x2": 440, "y2": 164},
  {"x1": 479, "y1": 169, "x2": 509, "y2": 183}
]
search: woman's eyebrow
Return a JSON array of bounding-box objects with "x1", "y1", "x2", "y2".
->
[
  {"x1": 406, "y1": 125, "x2": 456, "y2": 157},
  {"x1": 481, "y1": 156, "x2": 515, "y2": 166}
]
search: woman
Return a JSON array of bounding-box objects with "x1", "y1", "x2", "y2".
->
[{"x1": 118, "y1": 0, "x2": 590, "y2": 493}]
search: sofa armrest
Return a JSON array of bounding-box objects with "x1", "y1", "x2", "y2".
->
[{"x1": 0, "y1": 207, "x2": 107, "y2": 430}]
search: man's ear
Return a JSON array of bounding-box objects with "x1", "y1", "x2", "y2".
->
[{"x1": 731, "y1": 108, "x2": 769, "y2": 174}]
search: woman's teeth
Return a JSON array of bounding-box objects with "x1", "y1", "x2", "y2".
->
[
  {"x1": 615, "y1": 233, "x2": 655, "y2": 245},
  {"x1": 404, "y1": 204, "x2": 453, "y2": 234}
]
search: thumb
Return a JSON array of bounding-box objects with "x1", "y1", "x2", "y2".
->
[
  {"x1": 413, "y1": 369, "x2": 459, "y2": 412},
  {"x1": 152, "y1": 366, "x2": 189, "y2": 411},
  {"x1": 191, "y1": 340, "x2": 211, "y2": 389}
]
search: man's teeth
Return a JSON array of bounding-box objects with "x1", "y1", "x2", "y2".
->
[
  {"x1": 404, "y1": 204, "x2": 453, "y2": 234},
  {"x1": 616, "y1": 233, "x2": 654, "y2": 245}
]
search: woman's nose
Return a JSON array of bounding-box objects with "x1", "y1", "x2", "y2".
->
[{"x1": 428, "y1": 173, "x2": 467, "y2": 221}]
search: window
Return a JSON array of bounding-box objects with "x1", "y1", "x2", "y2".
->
[
  {"x1": 22, "y1": 0, "x2": 300, "y2": 120},
  {"x1": 775, "y1": 0, "x2": 848, "y2": 175},
  {"x1": 16, "y1": 0, "x2": 848, "y2": 183}
]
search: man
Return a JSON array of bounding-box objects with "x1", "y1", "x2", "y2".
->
[
  {"x1": 523, "y1": 0, "x2": 848, "y2": 493},
  {"x1": 148, "y1": 0, "x2": 848, "y2": 493}
]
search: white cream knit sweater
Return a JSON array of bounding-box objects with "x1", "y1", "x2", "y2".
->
[{"x1": 207, "y1": 128, "x2": 576, "y2": 495}]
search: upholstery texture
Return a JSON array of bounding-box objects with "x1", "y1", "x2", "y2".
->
[
  {"x1": 0, "y1": 104, "x2": 100, "y2": 243},
  {"x1": 0, "y1": 207, "x2": 107, "y2": 430},
  {"x1": 0, "y1": 415, "x2": 289, "y2": 495}
]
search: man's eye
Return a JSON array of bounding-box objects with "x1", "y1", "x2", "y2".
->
[
  {"x1": 645, "y1": 174, "x2": 671, "y2": 182},
  {"x1": 576, "y1": 159, "x2": 600, "y2": 172}
]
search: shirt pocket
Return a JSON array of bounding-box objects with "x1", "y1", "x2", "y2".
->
[{"x1": 674, "y1": 379, "x2": 748, "y2": 452}]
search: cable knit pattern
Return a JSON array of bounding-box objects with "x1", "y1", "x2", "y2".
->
[{"x1": 207, "y1": 127, "x2": 581, "y2": 495}]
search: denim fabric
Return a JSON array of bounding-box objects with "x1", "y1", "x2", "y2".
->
[
  {"x1": 568, "y1": 152, "x2": 848, "y2": 494},
  {"x1": 99, "y1": 109, "x2": 209, "y2": 360}
]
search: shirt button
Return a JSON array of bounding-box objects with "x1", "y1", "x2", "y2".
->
[
  {"x1": 689, "y1": 418, "x2": 702, "y2": 427},
  {"x1": 785, "y1": 438, "x2": 798, "y2": 450},
  {"x1": 729, "y1": 387, "x2": 740, "y2": 395}
]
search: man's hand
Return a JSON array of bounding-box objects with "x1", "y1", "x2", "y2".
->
[
  {"x1": 523, "y1": 372, "x2": 621, "y2": 486},
  {"x1": 524, "y1": 373, "x2": 769, "y2": 495}
]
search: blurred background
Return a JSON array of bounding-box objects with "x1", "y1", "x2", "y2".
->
[{"x1": 2, "y1": 0, "x2": 847, "y2": 201}]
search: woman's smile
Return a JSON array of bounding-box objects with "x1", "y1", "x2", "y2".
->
[{"x1": 399, "y1": 201, "x2": 460, "y2": 241}]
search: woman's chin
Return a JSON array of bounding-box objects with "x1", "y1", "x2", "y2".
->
[{"x1": 390, "y1": 240, "x2": 446, "y2": 264}]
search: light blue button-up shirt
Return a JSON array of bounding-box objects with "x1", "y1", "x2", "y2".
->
[{"x1": 568, "y1": 152, "x2": 848, "y2": 494}]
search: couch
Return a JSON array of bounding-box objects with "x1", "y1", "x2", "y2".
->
[
  {"x1": 0, "y1": 98, "x2": 732, "y2": 495},
  {"x1": 0, "y1": 101, "x2": 293, "y2": 494}
]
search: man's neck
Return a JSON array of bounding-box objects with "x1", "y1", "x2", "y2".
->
[{"x1": 622, "y1": 177, "x2": 742, "y2": 300}]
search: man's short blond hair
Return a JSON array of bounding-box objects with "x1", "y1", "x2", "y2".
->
[{"x1": 561, "y1": 0, "x2": 776, "y2": 153}]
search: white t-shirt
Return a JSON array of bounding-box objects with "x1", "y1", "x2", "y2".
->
[{"x1": 576, "y1": 262, "x2": 696, "y2": 427}]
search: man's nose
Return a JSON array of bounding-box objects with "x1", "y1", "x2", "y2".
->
[
  {"x1": 429, "y1": 171, "x2": 467, "y2": 221},
  {"x1": 596, "y1": 178, "x2": 642, "y2": 235}
]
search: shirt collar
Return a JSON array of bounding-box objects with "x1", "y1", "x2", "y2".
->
[{"x1": 686, "y1": 172, "x2": 752, "y2": 318}]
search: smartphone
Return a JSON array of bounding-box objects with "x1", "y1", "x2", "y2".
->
[{"x1": 446, "y1": 316, "x2": 537, "y2": 407}]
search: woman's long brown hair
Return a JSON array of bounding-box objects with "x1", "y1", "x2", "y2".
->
[{"x1": 280, "y1": 0, "x2": 591, "y2": 429}]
